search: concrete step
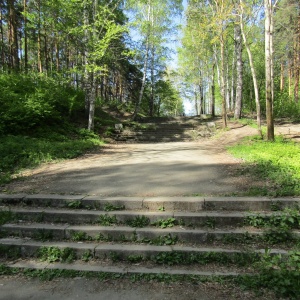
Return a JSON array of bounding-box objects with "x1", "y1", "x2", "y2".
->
[
  {"x1": 0, "y1": 238, "x2": 287, "y2": 262},
  {"x1": 1, "y1": 194, "x2": 299, "y2": 212},
  {"x1": 1, "y1": 193, "x2": 298, "y2": 283},
  {"x1": 5, "y1": 207, "x2": 275, "y2": 227},
  {"x1": 5, "y1": 259, "x2": 249, "y2": 277},
  {"x1": 2, "y1": 223, "x2": 300, "y2": 245}
]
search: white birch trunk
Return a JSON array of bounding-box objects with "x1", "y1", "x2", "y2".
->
[
  {"x1": 265, "y1": 0, "x2": 274, "y2": 140},
  {"x1": 239, "y1": 1, "x2": 262, "y2": 135}
]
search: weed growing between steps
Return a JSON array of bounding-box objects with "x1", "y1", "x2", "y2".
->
[
  {"x1": 1, "y1": 248, "x2": 300, "y2": 299},
  {"x1": 141, "y1": 233, "x2": 178, "y2": 246},
  {"x1": 244, "y1": 206, "x2": 300, "y2": 244},
  {"x1": 38, "y1": 246, "x2": 76, "y2": 263},
  {"x1": 67, "y1": 200, "x2": 83, "y2": 209},
  {"x1": 0, "y1": 211, "x2": 15, "y2": 225},
  {"x1": 235, "y1": 249, "x2": 300, "y2": 299},
  {"x1": 152, "y1": 252, "x2": 260, "y2": 267},
  {"x1": 228, "y1": 135, "x2": 300, "y2": 196},
  {"x1": 103, "y1": 203, "x2": 125, "y2": 212},
  {"x1": 152, "y1": 218, "x2": 176, "y2": 228},
  {"x1": 70, "y1": 231, "x2": 92, "y2": 242},
  {"x1": 33, "y1": 229, "x2": 54, "y2": 242},
  {"x1": 97, "y1": 214, "x2": 119, "y2": 226},
  {"x1": 81, "y1": 250, "x2": 93, "y2": 262},
  {"x1": 126, "y1": 216, "x2": 150, "y2": 227},
  {"x1": 0, "y1": 245, "x2": 21, "y2": 259}
]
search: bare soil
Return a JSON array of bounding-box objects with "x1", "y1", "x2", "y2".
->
[{"x1": 0, "y1": 274, "x2": 278, "y2": 300}]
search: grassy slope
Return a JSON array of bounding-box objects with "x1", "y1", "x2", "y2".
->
[{"x1": 228, "y1": 133, "x2": 300, "y2": 196}]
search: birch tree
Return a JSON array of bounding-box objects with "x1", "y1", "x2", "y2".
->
[
  {"x1": 265, "y1": 0, "x2": 275, "y2": 141},
  {"x1": 238, "y1": 0, "x2": 262, "y2": 135},
  {"x1": 126, "y1": 0, "x2": 183, "y2": 119}
]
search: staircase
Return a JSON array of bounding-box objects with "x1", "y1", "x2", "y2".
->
[
  {"x1": 111, "y1": 116, "x2": 218, "y2": 143},
  {"x1": 1, "y1": 194, "x2": 299, "y2": 279}
]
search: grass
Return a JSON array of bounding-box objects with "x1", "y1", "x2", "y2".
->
[
  {"x1": 228, "y1": 135, "x2": 300, "y2": 196},
  {"x1": 0, "y1": 129, "x2": 104, "y2": 184}
]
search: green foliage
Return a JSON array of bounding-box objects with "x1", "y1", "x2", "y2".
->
[
  {"x1": 0, "y1": 265, "x2": 20, "y2": 276},
  {"x1": 228, "y1": 137, "x2": 300, "y2": 196},
  {"x1": 67, "y1": 201, "x2": 83, "y2": 209},
  {"x1": 0, "y1": 211, "x2": 15, "y2": 225},
  {"x1": 127, "y1": 255, "x2": 144, "y2": 263},
  {"x1": 103, "y1": 203, "x2": 125, "y2": 212},
  {"x1": 273, "y1": 91, "x2": 300, "y2": 120},
  {"x1": 152, "y1": 251, "x2": 259, "y2": 266},
  {"x1": 33, "y1": 229, "x2": 54, "y2": 242},
  {"x1": 81, "y1": 250, "x2": 93, "y2": 262},
  {"x1": 204, "y1": 217, "x2": 216, "y2": 229},
  {"x1": 109, "y1": 252, "x2": 121, "y2": 262},
  {"x1": 70, "y1": 231, "x2": 92, "y2": 242},
  {"x1": 245, "y1": 207, "x2": 300, "y2": 244},
  {"x1": 257, "y1": 249, "x2": 300, "y2": 299},
  {"x1": 38, "y1": 246, "x2": 76, "y2": 263},
  {"x1": 0, "y1": 73, "x2": 84, "y2": 135},
  {"x1": 149, "y1": 234, "x2": 178, "y2": 246},
  {"x1": 245, "y1": 207, "x2": 300, "y2": 230},
  {"x1": 238, "y1": 249, "x2": 300, "y2": 299},
  {"x1": 152, "y1": 217, "x2": 176, "y2": 228},
  {"x1": 98, "y1": 214, "x2": 118, "y2": 226},
  {"x1": 0, "y1": 131, "x2": 103, "y2": 184},
  {"x1": 126, "y1": 216, "x2": 150, "y2": 228},
  {"x1": 0, "y1": 245, "x2": 21, "y2": 259}
]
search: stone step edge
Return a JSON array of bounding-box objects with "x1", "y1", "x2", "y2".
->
[
  {"x1": 1, "y1": 194, "x2": 299, "y2": 211},
  {"x1": 4, "y1": 261, "x2": 245, "y2": 277},
  {"x1": 3, "y1": 207, "x2": 273, "y2": 226},
  {"x1": 4, "y1": 207, "x2": 276, "y2": 219},
  {"x1": 0, "y1": 238, "x2": 289, "y2": 256},
  {"x1": 2, "y1": 223, "x2": 300, "y2": 238}
]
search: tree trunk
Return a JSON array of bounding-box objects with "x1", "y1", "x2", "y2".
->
[
  {"x1": 225, "y1": 59, "x2": 230, "y2": 110},
  {"x1": 211, "y1": 62, "x2": 216, "y2": 117},
  {"x1": 132, "y1": 2, "x2": 151, "y2": 120},
  {"x1": 294, "y1": 11, "x2": 300, "y2": 103},
  {"x1": 288, "y1": 61, "x2": 293, "y2": 97},
  {"x1": 8, "y1": 0, "x2": 19, "y2": 70},
  {"x1": 149, "y1": 43, "x2": 155, "y2": 116},
  {"x1": 194, "y1": 85, "x2": 199, "y2": 115},
  {"x1": 234, "y1": 20, "x2": 243, "y2": 119},
  {"x1": 88, "y1": 73, "x2": 96, "y2": 131},
  {"x1": 0, "y1": 5, "x2": 5, "y2": 70},
  {"x1": 55, "y1": 34, "x2": 60, "y2": 71},
  {"x1": 240, "y1": 1, "x2": 262, "y2": 136},
  {"x1": 220, "y1": 34, "x2": 227, "y2": 128},
  {"x1": 23, "y1": 0, "x2": 28, "y2": 72},
  {"x1": 265, "y1": 0, "x2": 274, "y2": 141},
  {"x1": 280, "y1": 61, "x2": 284, "y2": 92},
  {"x1": 231, "y1": 55, "x2": 236, "y2": 112},
  {"x1": 37, "y1": 0, "x2": 42, "y2": 73}
]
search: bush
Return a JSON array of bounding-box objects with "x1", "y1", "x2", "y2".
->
[{"x1": 0, "y1": 72, "x2": 84, "y2": 135}]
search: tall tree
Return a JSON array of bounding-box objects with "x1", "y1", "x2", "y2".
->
[
  {"x1": 265, "y1": 0, "x2": 275, "y2": 141},
  {"x1": 238, "y1": 0, "x2": 262, "y2": 135},
  {"x1": 127, "y1": 0, "x2": 183, "y2": 119}
]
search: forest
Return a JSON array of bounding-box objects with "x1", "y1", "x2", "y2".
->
[{"x1": 0, "y1": 0, "x2": 299, "y2": 183}]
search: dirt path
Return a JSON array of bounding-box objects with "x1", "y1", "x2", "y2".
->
[
  {"x1": 2, "y1": 123, "x2": 260, "y2": 196},
  {"x1": 0, "y1": 275, "x2": 276, "y2": 300}
]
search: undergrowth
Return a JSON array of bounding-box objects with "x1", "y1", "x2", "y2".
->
[
  {"x1": 228, "y1": 135, "x2": 300, "y2": 196},
  {"x1": 0, "y1": 130, "x2": 103, "y2": 184}
]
